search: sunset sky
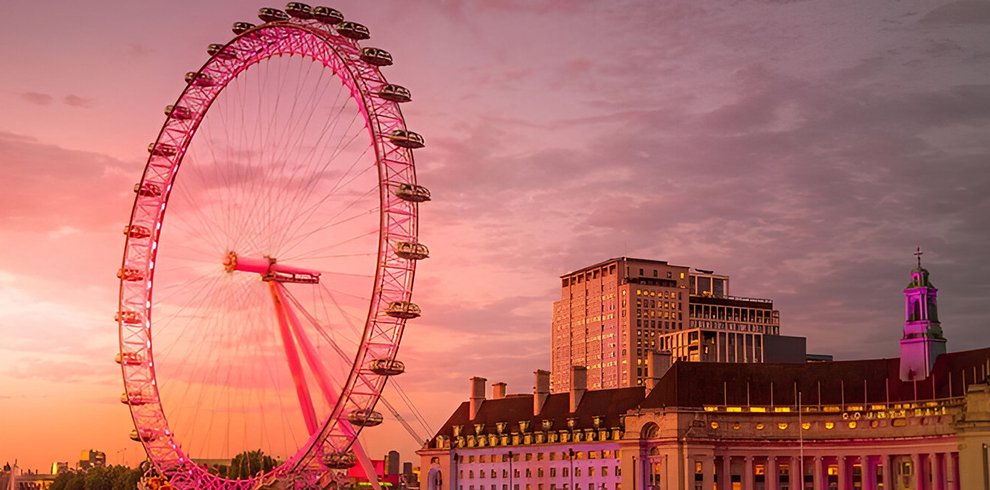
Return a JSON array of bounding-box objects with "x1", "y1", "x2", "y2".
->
[{"x1": 2, "y1": 0, "x2": 990, "y2": 474}]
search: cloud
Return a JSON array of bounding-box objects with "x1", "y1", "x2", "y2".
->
[
  {"x1": 63, "y1": 94, "x2": 93, "y2": 108},
  {"x1": 20, "y1": 92, "x2": 52, "y2": 105},
  {"x1": 47, "y1": 225, "x2": 81, "y2": 239},
  {"x1": 920, "y1": 1, "x2": 990, "y2": 25},
  {"x1": 0, "y1": 131, "x2": 134, "y2": 230}
]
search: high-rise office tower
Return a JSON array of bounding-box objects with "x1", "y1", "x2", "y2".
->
[{"x1": 551, "y1": 257, "x2": 785, "y2": 392}]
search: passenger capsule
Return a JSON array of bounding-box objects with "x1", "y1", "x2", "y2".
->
[
  {"x1": 258, "y1": 7, "x2": 290, "y2": 22},
  {"x1": 115, "y1": 352, "x2": 144, "y2": 365},
  {"x1": 232, "y1": 21, "x2": 256, "y2": 35},
  {"x1": 368, "y1": 358, "x2": 405, "y2": 376},
  {"x1": 312, "y1": 6, "x2": 344, "y2": 24},
  {"x1": 130, "y1": 429, "x2": 158, "y2": 442},
  {"x1": 385, "y1": 301, "x2": 421, "y2": 319},
  {"x1": 393, "y1": 183, "x2": 431, "y2": 203},
  {"x1": 185, "y1": 72, "x2": 215, "y2": 87},
  {"x1": 133, "y1": 182, "x2": 163, "y2": 197},
  {"x1": 148, "y1": 143, "x2": 176, "y2": 157},
  {"x1": 120, "y1": 392, "x2": 152, "y2": 406},
  {"x1": 387, "y1": 129, "x2": 425, "y2": 149},
  {"x1": 335, "y1": 21, "x2": 370, "y2": 40},
  {"x1": 115, "y1": 310, "x2": 144, "y2": 325},
  {"x1": 360, "y1": 47, "x2": 392, "y2": 67},
  {"x1": 123, "y1": 225, "x2": 152, "y2": 239},
  {"x1": 395, "y1": 241, "x2": 429, "y2": 260},
  {"x1": 378, "y1": 84, "x2": 412, "y2": 103},
  {"x1": 322, "y1": 452, "x2": 357, "y2": 469},
  {"x1": 285, "y1": 2, "x2": 313, "y2": 19},
  {"x1": 165, "y1": 105, "x2": 193, "y2": 120},
  {"x1": 347, "y1": 409, "x2": 384, "y2": 427},
  {"x1": 207, "y1": 43, "x2": 237, "y2": 60},
  {"x1": 117, "y1": 267, "x2": 145, "y2": 282}
]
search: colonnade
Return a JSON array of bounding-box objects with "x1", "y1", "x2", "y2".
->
[{"x1": 647, "y1": 450, "x2": 961, "y2": 489}]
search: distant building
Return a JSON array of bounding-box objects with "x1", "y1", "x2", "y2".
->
[
  {"x1": 49, "y1": 462, "x2": 68, "y2": 475},
  {"x1": 0, "y1": 464, "x2": 56, "y2": 490},
  {"x1": 423, "y1": 256, "x2": 990, "y2": 489},
  {"x1": 551, "y1": 257, "x2": 788, "y2": 392},
  {"x1": 386, "y1": 450, "x2": 401, "y2": 477},
  {"x1": 78, "y1": 450, "x2": 105, "y2": 471}
]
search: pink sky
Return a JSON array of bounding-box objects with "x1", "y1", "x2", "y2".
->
[{"x1": 2, "y1": 0, "x2": 990, "y2": 474}]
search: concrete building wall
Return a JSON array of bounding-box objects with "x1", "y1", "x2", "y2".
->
[{"x1": 763, "y1": 335, "x2": 808, "y2": 364}]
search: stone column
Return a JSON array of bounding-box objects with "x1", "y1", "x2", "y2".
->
[
  {"x1": 946, "y1": 452, "x2": 959, "y2": 490},
  {"x1": 912, "y1": 453, "x2": 924, "y2": 490},
  {"x1": 813, "y1": 456, "x2": 823, "y2": 490},
  {"x1": 880, "y1": 454, "x2": 892, "y2": 490},
  {"x1": 861, "y1": 455, "x2": 877, "y2": 490},
  {"x1": 837, "y1": 456, "x2": 849, "y2": 490},
  {"x1": 743, "y1": 456, "x2": 753, "y2": 490},
  {"x1": 766, "y1": 456, "x2": 778, "y2": 490},
  {"x1": 702, "y1": 455, "x2": 715, "y2": 490},
  {"x1": 721, "y1": 455, "x2": 731, "y2": 490}
]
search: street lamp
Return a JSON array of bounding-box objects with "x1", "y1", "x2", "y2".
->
[
  {"x1": 508, "y1": 451, "x2": 513, "y2": 490},
  {"x1": 569, "y1": 448, "x2": 574, "y2": 490}
]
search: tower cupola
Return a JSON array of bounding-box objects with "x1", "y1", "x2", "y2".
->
[{"x1": 899, "y1": 247, "x2": 947, "y2": 381}]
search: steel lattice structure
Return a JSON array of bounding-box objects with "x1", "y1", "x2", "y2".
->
[{"x1": 116, "y1": 6, "x2": 428, "y2": 489}]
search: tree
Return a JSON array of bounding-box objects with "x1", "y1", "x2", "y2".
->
[
  {"x1": 109, "y1": 465, "x2": 142, "y2": 490},
  {"x1": 84, "y1": 466, "x2": 113, "y2": 490},
  {"x1": 50, "y1": 471, "x2": 85, "y2": 490},
  {"x1": 229, "y1": 450, "x2": 278, "y2": 480}
]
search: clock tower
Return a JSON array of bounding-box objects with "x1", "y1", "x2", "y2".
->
[{"x1": 899, "y1": 248, "x2": 947, "y2": 381}]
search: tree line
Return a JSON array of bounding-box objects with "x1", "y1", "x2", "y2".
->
[{"x1": 47, "y1": 449, "x2": 278, "y2": 490}]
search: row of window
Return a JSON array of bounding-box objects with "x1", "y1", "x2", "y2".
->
[
  {"x1": 462, "y1": 483, "x2": 617, "y2": 490},
  {"x1": 461, "y1": 466, "x2": 617, "y2": 480},
  {"x1": 460, "y1": 450, "x2": 618, "y2": 463}
]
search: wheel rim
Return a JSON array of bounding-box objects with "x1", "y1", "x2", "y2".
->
[{"x1": 118, "y1": 17, "x2": 423, "y2": 489}]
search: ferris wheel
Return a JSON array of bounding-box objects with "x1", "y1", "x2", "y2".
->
[{"x1": 116, "y1": 4, "x2": 429, "y2": 489}]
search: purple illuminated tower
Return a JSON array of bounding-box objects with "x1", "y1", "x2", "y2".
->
[{"x1": 899, "y1": 248, "x2": 947, "y2": 381}]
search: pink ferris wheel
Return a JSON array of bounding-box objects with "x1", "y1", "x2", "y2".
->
[{"x1": 116, "y1": 4, "x2": 429, "y2": 489}]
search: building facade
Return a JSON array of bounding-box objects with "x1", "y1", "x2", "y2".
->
[
  {"x1": 425, "y1": 258, "x2": 990, "y2": 489},
  {"x1": 551, "y1": 258, "x2": 783, "y2": 392},
  {"x1": 421, "y1": 349, "x2": 990, "y2": 490}
]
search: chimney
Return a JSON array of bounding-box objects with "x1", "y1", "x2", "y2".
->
[
  {"x1": 646, "y1": 350, "x2": 672, "y2": 392},
  {"x1": 492, "y1": 382, "x2": 507, "y2": 400},
  {"x1": 469, "y1": 377, "x2": 487, "y2": 421},
  {"x1": 570, "y1": 365, "x2": 587, "y2": 413},
  {"x1": 534, "y1": 370, "x2": 550, "y2": 416}
]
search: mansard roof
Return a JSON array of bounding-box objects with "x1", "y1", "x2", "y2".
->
[
  {"x1": 430, "y1": 387, "x2": 645, "y2": 441},
  {"x1": 427, "y1": 347, "x2": 990, "y2": 446},
  {"x1": 641, "y1": 346, "x2": 990, "y2": 409}
]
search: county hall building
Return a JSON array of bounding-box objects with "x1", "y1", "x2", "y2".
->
[{"x1": 420, "y1": 257, "x2": 990, "y2": 489}]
